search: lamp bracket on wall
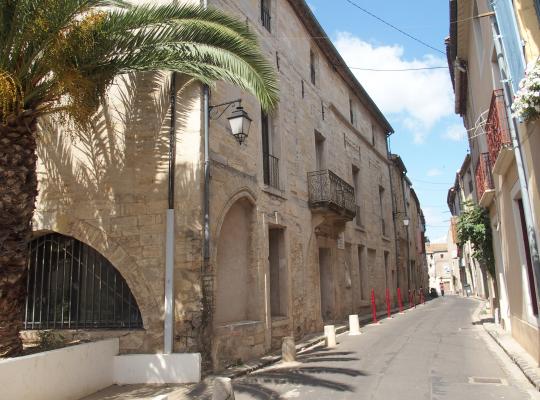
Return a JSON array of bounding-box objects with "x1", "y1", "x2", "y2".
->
[{"x1": 209, "y1": 99, "x2": 242, "y2": 120}]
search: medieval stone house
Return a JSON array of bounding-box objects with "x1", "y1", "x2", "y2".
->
[{"x1": 25, "y1": 0, "x2": 425, "y2": 370}]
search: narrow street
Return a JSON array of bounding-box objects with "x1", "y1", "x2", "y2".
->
[{"x1": 229, "y1": 297, "x2": 539, "y2": 400}]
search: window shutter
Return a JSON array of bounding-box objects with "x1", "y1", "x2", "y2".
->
[{"x1": 492, "y1": 0, "x2": 526, "y2": 94}]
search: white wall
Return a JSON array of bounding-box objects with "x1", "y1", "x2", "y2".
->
[
  {"x1": 0, "y1": 339, "x2": 119, "y2": 400},
  {"x1": 0, "y1": 340, "x2": 202, "y2": 400},
  {"x1": 113, "y1": 353, "x2": 201, "y2": 384}
]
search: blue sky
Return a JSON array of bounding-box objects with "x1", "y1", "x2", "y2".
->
[{"x1": 307, "y1": 0, "x2": 468, "y2": 242}]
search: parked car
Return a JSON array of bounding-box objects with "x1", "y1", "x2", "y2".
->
[{"x1": 430, "y1": 288, "x2": 439, "y2": 298}]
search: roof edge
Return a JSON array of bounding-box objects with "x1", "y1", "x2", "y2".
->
[{"x1": 286, "y1": 0, "x2": 394, "y2": 135}]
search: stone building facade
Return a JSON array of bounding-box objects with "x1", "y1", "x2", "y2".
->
[
  {"x1": 26, "y1": 0, "x2": 425, "y2": 371},
  {"x1": 388, "y1": 155, "x2": 428, "y2": 297}
]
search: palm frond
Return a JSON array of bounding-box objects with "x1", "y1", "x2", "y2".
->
[{"x1": 1, "y1": 1, "x2": 278, "y2": 122}]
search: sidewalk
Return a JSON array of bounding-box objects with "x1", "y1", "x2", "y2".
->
[
  {"x1": 473, "y1": 300, "x2": 540, "y2": 391},
  {"x1": 82, "y1": 300, "x2": 428, "y2": 399}
]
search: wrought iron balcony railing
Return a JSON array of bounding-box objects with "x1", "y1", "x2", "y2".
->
[
  {"x1": 307, "y1": 169, "x2": 356, "y2": 219},
  {"x1": 263, "y1": 152, "x2": 280, "y2": 190},
  {"x1": 475, "y1": 152, "x2": 495, "y2": 206},
  {"x1": 486, "y1": 89, "x2": 512, "y2": 167}
]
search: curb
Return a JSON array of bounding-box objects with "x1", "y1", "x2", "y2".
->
[
  {"x1": 484, "y1": 327, "x2": 540, "y2": 391},
  {"x1": 472, "y1": 299, "x2": 540, "y2": 392}
]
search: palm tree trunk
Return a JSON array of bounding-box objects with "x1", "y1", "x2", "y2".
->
[{"x1": 0, "y1": 111, "x2": 38, "y2": 357}]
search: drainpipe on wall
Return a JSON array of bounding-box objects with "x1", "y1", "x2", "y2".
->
[
  {"x1": 203, "y1": 84, "x2": 210, "y2": 271},
  {"x1": 164, "y1": 72, "x2": 177, "y2": 355},
  {"x1": 490, "y1": 17, "x2": 540, "y2": 311}
]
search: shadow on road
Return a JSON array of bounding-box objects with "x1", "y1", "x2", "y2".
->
[{"x1": 185, "y1": 348, "x2": 367, "y2": 399}]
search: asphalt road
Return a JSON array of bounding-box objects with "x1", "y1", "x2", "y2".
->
[{"x1": 231, "y1": 296, "x2": 540, "y2": 400}]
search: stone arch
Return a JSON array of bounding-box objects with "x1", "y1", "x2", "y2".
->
[
  {"x1": 31, "y1": 220, "x2": 159, "y2": 330},
  {"x1": 25, "y1": 232, "x2": 143, "y2": 329},
  {"x1": 213, "y1": 191, "x2": 259, "y2": 325}
]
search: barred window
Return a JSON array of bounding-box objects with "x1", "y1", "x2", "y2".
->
[{"x1": 24, "y1": 233, "x2": 143, "y2": 330}]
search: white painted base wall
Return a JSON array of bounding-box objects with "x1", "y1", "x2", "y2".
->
[
  {"x1": 0, "y1": 339, "x2": 119, "y2": 400},
  {"x1": 0, "y1": 339, "x2": 201, "y2": 400},
  {"x1": 113, "y1": 353, "x2": 201, "y2": 384}
]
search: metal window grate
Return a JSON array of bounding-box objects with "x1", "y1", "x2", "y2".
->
[{"x1": 24, "y1": 233, "x2": 143, "y2": 330}]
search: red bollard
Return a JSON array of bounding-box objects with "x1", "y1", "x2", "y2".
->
[
  {"x1": 397, "y1": 288, "x2": 403, "y2": 312},
  {"x1": 413, "y1": 289, "x2": 417, "y2": 308},
  {"x1": 386, "y1": 288, "x2": 391, "y2": 318},
  {"x1": 371, "y1": 288, "x2": 378, "y2": 323}
]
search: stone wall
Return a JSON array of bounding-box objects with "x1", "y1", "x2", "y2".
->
[{"x1": 29, "y1": 0, "x2": 425, "y2": 372}]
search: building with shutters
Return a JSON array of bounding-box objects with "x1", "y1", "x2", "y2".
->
[{"x1": 447, "y1": 0, "x2": 540, "y2": 363}]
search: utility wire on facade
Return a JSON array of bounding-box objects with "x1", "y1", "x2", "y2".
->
[{"x1": 342, "y1": 0, "x2": 446, "y2": 55}]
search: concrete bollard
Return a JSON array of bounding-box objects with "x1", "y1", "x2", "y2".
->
[
  {"x1": 349, "y1": 315, "x2": 361, "y2": 335},
  {"x1": 324, "y1": 325, "x2": 337, "y2": 348},
  {"x1": 213, "y1": 377, "x2": 235, "y2": 400},
  {"x1": 282, "y1": 336, "x2": 297, "y2": 362},
  {"x1": 494, "y1": 307, "x2": 500, "y2": 325}
]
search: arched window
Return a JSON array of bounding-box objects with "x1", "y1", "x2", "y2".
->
[{"x1": 24, "y1": 233, "x2": 142, "y2": 330}]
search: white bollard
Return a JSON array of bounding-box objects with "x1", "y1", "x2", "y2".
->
[
  {"x1": 213, "y1": 377, "x2": 235, "y2": 400},
  {"x1": 494, "y1": 307, "x2": 500, "y2": 325},
  {"x1": 349, "y1": 315, "x2": 361, "y2": 335},
  {"x1": 282, "y1": 336, "x2": 297, "y2": 362},
  {"x1": 324, "y1": 325, "x2": 337, "y2": 348}
]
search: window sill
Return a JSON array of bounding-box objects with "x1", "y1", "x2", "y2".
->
[
  {"x1": 262, "y1": 185, "x2": 287, "y2": 200},
  {"x1": 382, "y1": 235, "x2": 392, "y2": 242},
  {"x1": 354, "y1": 225, "x2": 366, "y2": 233}
]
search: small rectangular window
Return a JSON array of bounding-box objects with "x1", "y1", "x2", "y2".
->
[
  {"x1": 301, "y1": 80, "x2": 305, "y2": 98},
  {"x1": 349, "y1": 99, "x2": 354, "y2": 125},
  {"x1": 321, "y1": 101, "x2": 325, "y2": 120},
  {"x1": 261, "y1": 0, "x2": 271, "y2": 32},
  {"x1": 276, "y1": 52, "x2": 280, "y2": 71},
  {"x1": 379, "y1": 186, "x2": 386, "y2": 236},
  {"x1": 310, "y1": 50, "x2": 317, "y2": 85}
]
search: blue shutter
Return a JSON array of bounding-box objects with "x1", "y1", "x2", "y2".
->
[{"x1": 492, "y1": 0, "x2": 526, "y2": 94}]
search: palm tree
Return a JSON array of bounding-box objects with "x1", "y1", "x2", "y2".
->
[{"x1": 0, "y1": 0, "x2": 278, "y2": 357}]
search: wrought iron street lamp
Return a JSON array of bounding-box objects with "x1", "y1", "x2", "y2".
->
[{"x1": 209, "y1": 99, "x2": 252, "y2": 145}]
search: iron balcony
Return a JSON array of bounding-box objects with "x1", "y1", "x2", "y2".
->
[{"x1": 307, "y1": 169, "x2": 356, "y2": 221}]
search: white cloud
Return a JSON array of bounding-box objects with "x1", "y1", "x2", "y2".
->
[
  {"x1": 442, "y1": 123, "x2": 467, "y2": 141},
  {"x1": 431, "y1": 235, "x2": 448, "y2": 244},
  {"x1": 427, "y1": 168, "x2": 442, "y2": 177},
  {"x1": 334, "y1": 33, "x2": 454, "y2": 143}
]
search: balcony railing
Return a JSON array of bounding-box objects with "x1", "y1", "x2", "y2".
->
[
  {"x1": 475, "y1": 152, "x2": 495, "y2": 206},
  {"x1": 263, "y1": 152, "x2": 280, "y2": 190},
  {"x1": 486, "y1": 89, "x2": 512, "y2": 170},
  {"x1": 261, "y1": 5, "x2": 271, "y2": 32},
  {"x1": 307, "y1": 169, "x2": 356, "y2": 220}
]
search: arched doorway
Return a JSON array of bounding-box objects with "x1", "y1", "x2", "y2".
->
[
  {"x1": 24, "y1": 233, "x2": 143, "y2": 330},
  {"x1": 215, "y1": 197, "x2": 258, "y2": 325}
]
